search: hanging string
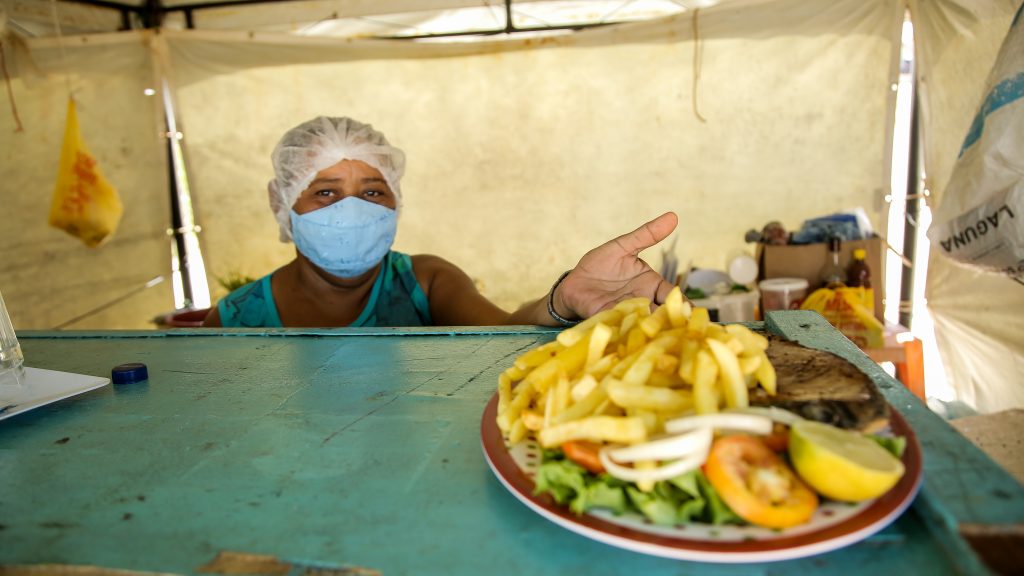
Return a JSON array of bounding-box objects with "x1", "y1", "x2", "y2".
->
[
  {"x1": 49, "y1": 0, "x2": 75, "y2": 99},
  {"x1": 691, "y1": 8, "x2": 707, "y2": 123},
  {"x1": 0, "y1": 40, "x2": 23, "y2": 132}
]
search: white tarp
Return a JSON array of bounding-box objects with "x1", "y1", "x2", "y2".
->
[
  {"x1": 1, "y1": 0, "x2": 901, "y2": 323},
  {"x1": 162, "y1": 0, "x2": 901, "y2": 314},
  {"x1": 912, "y1": 0, "x2": 1024, "y2": 413},
  {"x1": 0, "y1": 32, "x2": 172, "y2": 330},
  {"x1": 8, "y1": 0, "x2": 1021, "y2": 415},
  {"x1": 9, "y1": 1, "x2": 1024, "y2": 412}
]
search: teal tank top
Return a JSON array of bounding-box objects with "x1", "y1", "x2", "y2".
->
[{"x1": 217, "y1": 251, "x2": 433, "y2": 328}]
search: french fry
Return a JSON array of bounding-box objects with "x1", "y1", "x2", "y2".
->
[
  {"x1": 625, "y1": 327, "x2": 647, "y2": 355},
  {"x1": 498, "y1": 372, "x2": 512, "y2": 414},
  {"x1": 607, "y1": 379, "x2": 693, "y2": 411},
  {"x1": 611, "y1": 347, "x2": 644, "y2": 378},
  {"x1": 630, "y1": 408, "x2": 660, "y2": 435},
  {"x1": 754, "y1": 351, "x2": 777, "y2": 395},
  {"x1": 497, "y1": 380, "x2": 534, "y2": 432},
  {"x1": 639, "y1": 304, "x2": 669, "y2": 338},
  {"x1": 706, "y1": 323, "x2": 727, "y2": 341},
  {"x1": 647, "y1": 370, "x2": 685, "y2": 388},
  {"x1": 738, "y1": 354, "x2": 762, "y2": 376},
  {"x1": 543, "y1": 387, "x2": 554, "y2": 429},
  {"x1": 514, "y1": 340, "x2": 563, "y2": 371},
  {"x1": 655, "y1": 353, "x2": 679, "y2": 374},
  {"x1": 614, "y1": 297, "x2": 652, "y2": 315},
  {"x1": 522, "y1": 410, "x2": 544, "y2": 431},
  {"x1": 706, "y1": 338, "x2": 748, "y2": 408},
  {"x1": 598, "y1": 399, "x2": 625, "y2": 417},
  {"x1": 650, "y1": 330, "x2": 683, "y2": 353},
  {"x1": 622, "y1": 359, "x2": 655, "y2": 388},
  {"x1": 634, "y1": 461, "x2": 657, "y2": 492},
  {"x1": 554, "y1": 381, "x2": 608, "y2": 425},
  {"x1": 678, "y1": 338, "x2": 699, "y2": 385},
  {"x1": 503, "y1": 365, "x2": 527, "y2": 382},
  {"x1": 587, "y1": 323, "x2": 614, "y2": 368},
  {"x1": 554, "y1": 370, "x2": 571, "y2": 417},
  {"x1": 538, "y1": 415, "x2": 647, "y2": 448},
  {"x1": 523, "y1": 333, "x2": 589, "y2": 394},
  {"x1": 728, "y1": 338, "x2": 746, "y2": 356},
  {"x1": 509, "y1": 418, "x2": 528, "y2": 444},
  {"x1": 663, "y1": 285, "x2": 691, "y2": 328},
  {"x1": 571, "y1": 373, "x2": 598, "y2": 402},
  {"x1": 619, "y1": 311, "x2": 639, "y2": 339},
  {"x1": 693, "y1": 349, "x2": 719, "y2": 414},
  {"x1": 725, "y1": 324, "x2": 769, "y2": 352},
  {"x1": 688, "y1": 307, "x2": 711, "y2": 337},
  {"x1": 585, "y1": 353, "x2": 619, "y2": 379},
  {"x1": 557, "y1": 309, "x2": 623, "y2": 347}
]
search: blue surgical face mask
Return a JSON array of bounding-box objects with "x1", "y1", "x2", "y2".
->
[{"x1": 290, "y1": 197, "x2": 398, "y2": 278}]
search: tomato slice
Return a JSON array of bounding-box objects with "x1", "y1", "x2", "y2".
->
[
  {"x1": 704, "y1": 435, "x2": 818, "y2": 528},
  {"x1": 562, "y1": 440, "x2": 606, "y2": 474}
]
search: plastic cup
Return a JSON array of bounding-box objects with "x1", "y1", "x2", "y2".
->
[
  {"x1": 758, "y1": 278, "x2": 809, "y2": 312},
  {"x1": 0, "y1": 289, "x2": 25, "y2": 388}
]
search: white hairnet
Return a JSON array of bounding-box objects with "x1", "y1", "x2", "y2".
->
[{"x1": 268, "y1": 116, "x2": 406, "y2": 242}]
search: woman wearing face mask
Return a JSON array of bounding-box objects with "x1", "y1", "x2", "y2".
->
[{"x1": 203, "y1": 116, "x2": 679, "y2": 328}]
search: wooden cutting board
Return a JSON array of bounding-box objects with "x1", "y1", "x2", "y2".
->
[{"x1": 749, "y1": 336, "x2": 890, "y2": 433}]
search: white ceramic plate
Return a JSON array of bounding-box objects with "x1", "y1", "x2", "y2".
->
[
  {"x1": 480, "y1": 394, "x2": 923, "y2": 563},
  {"x1": 0, "y1": 367, "x2": 109, "y2": 421}
]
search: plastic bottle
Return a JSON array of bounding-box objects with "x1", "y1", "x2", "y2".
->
[
  {"x1": 847, "y1": 248, "x2": 871, "y2": 288},
  {"x1": 0, "y1": 288, "x2": 25, "y2": 388},
  {"x1": 818, "y1": 236, "x2": 847, "y2": 288}
]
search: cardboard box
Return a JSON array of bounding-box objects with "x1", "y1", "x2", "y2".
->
[{"x1": 756, "y1": 236, "x2": 886, "y2": 321}]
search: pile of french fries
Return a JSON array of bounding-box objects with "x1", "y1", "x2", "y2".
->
[{"x1": 496, "y1": 286, "x2": 776, "y2": 450}]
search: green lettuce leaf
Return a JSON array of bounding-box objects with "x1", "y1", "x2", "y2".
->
[
  {"x1": 696, "y1": 471, "x2": 745, "y2": 525},
  {"x1": 533, "y1": 451, "x2": 745, "y2": 527},
  {"x1": 869, "y1": 435, "x2": 907, "y2": 458}
]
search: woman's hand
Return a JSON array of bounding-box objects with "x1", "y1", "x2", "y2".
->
[{"x1": 552, "y1": 212, "x2": 679, "y2": 320}]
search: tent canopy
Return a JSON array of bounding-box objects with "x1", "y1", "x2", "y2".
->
[{"x1": 1, "y1": 0, "x2": 1021, "y2": 413}]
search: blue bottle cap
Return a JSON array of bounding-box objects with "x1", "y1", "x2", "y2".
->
[{"x1": 112, "y1": 363, "x2": 148, "y2": 384}]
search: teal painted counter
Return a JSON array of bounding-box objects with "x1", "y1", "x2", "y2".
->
[{"x1": 0, "y1": 312, "x2": 1021, "y2": 575}]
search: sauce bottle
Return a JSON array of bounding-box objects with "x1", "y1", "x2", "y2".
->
[
  {"x1": 818, "y1": 236, "x2": 847, "y2": 288},
  {"x1": 847, "y1": 248, "x2": 874, "y2": 311},
  {"x1": 847, "y1": 248, "x2": 871, "y2": 288}
]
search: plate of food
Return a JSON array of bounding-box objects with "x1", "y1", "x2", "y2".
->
[{"x1": 481, "y1": 287, "x2": 922, "y2": 563}]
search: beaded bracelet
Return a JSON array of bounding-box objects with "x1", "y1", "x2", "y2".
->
[{"x1": 547, "y1": 270, "x2": 580, "y2": 327}]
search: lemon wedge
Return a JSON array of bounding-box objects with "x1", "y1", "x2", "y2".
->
[{"x1": 789, "y1": 420, "x2": 905, "y2": 502}]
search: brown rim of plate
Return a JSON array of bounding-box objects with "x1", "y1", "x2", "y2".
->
[{"x1": 480, "y1": 393, "x2": 923, "y2": 554}]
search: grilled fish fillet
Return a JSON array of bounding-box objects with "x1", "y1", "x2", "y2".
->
[{"x1": 750, "y1": 336, "x2": 890, "y2": 433}]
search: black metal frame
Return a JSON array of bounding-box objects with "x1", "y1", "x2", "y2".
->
[
  {"x1": 899, "y1": 84, "x2": 920, "y2": 329},
  {"x1": 60, "y1": 0, "x2": 632, "y2": 36}
]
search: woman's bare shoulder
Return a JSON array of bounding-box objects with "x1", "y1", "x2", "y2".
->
[
  {"x1": 409, "y1": 254, "x2": 473, "y2": 297},
  {"x1": 410, "y1": 253, "x2": 462, "y2": 273}
]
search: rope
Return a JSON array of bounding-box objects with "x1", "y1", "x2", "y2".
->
[
  {"x1": 49, "y1": 0, "x2": 75, "y2": 99},
  {"x1": 0, "y1": 39, "x2": 23, "y2": 132},
  {"x1": 691, "y1": 8, "x2": 707, "y2": 123}
]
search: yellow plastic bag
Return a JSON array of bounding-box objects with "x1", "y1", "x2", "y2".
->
[
  {"x1": 48, "y1": 99, "x2": 123, "y2": 248},
  {"x1": 800, "y1": 286, "x2": 884, "y2": 349}
]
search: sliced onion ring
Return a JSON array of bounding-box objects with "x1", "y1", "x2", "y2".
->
[
  {"x1": 598, "y1": 446, "x2": 710, "y2": 483},
  {"x1": 663, "y1": 413, "x2": 772, "y2": 436},
  {"x1": 724, "y1": 406, "x2": 804, "y2": 427},
  {"x1": 605, "y1": 427, "x2": 713, "y2": 463}
]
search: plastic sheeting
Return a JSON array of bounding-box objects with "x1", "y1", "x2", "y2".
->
[
  {"x1": 163, "y1": 0, "x2": 902, "y2": 314},
  {"x1": 0, "y1": 0, "x2": 902, "y2": 323},
  {"x1": 912, "y1": 0, "x2": 1024, "y2": 413},
  {"x1": 0, "y1": 33, "x2": 172, "y2": 330}
]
